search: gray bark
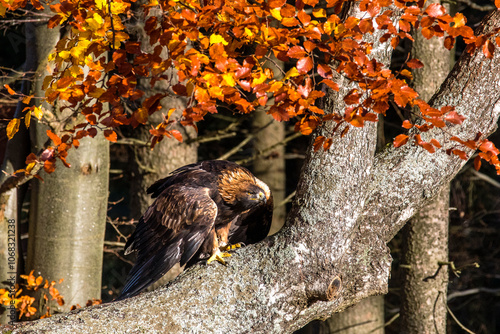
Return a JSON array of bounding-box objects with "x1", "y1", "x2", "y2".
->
[
  {"x1": 400, "y1": 185, "x2": 449, "y2": 334},
  {"x1": 7, "y1": 8, "x2": 500, "y2": 334},
  {"x1": 399, "y1": 3, "x2": 452, "y2": 332},
  {"x1": 27, "y1": 132, "x2": 109, "y2": 312},
  {"x1": 253, "y1": 53, "x2": 287, "y2": 235},
  {"x1": 26, "y1": 9, "x2": 109, "y2": 313}
]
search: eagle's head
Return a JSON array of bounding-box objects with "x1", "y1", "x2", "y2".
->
[{"x1": 239, "y1": 183, "x2": 267, "y2": 209}]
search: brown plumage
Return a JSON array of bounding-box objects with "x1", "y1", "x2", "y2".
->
[{"x1": 118, "y1": 160, "x2": 273, "y2": 300}]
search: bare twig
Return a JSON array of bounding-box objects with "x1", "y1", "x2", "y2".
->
[{"x1": 446, "y1": 304, "x2": 476, "y2": 334}]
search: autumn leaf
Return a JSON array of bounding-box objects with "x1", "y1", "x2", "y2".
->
[
  {"x1": 6, "y1": 119, "x2": 20, "y2": 140},
  {"x1": 444, "y1": 111, "x2": 466, "y2": 124},
  {"x1": 297, "y1": 57, "x2": 313, "y2": 74},
  {"x1": 407, "y1": 59, "x2": 424, "y2": 69},
  {"x1": 4, "y1": 84, "x2": 16, "y2": 95},
  {"x1": 393, "y1": 134, "x2": 409, "y2": 147},
  {"x1": 104, "y1": 130, "x2": 117, "y2": 142},
  {"x1": 424, "y1": 3, "x2": 446, "y2": 18}
]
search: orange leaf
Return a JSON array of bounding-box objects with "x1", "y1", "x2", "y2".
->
[
  {"x1": 104, "y1": 130, "x2": 117, "y2": 142},
  {"x1": 474, "y1": 155, "x2": 482, "y2": 171},
  {"x1": 169, "y1": 130, "x2": 183, "y2": 142},
  {"x1": 394, "y1": 134, "x2": 409, "y2": 147},
  {"x1": 47, "y1": 130, "x2": 62, "y2": 146},
  {"x1": 452, "y1": 149, "x2": 468, "y2": 160},
  {"x1": 402, "y1": 120, "x2": 413, "y2": 129},
  {"x1": 44, "y1": 160, "x2": 56, "y2": 173},
  {"x1": 4, "y1": 84, "x2": 16, "y2": 95},
  {"x1": 483, "y1": 39, "x2": 494, "y2": 59}
]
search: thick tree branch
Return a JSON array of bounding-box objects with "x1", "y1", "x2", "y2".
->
[{"x1": 7, "y1": 8, "x2": 500, "y2": 334}]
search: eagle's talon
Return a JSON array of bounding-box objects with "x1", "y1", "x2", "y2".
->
[
  {"x1": 207, "y1": 250, "x2": 231, "y2": 265},
  {"x1": 220, "y1": 243, "x2": 243, "y2": 252}
]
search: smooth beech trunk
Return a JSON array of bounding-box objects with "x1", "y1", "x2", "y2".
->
[
  {"x1": 400, "y1": 1, "x2": 452, "y2": 331},
  {"x1": 9, "y1": 8, "x2": 500, "y2": 334}
]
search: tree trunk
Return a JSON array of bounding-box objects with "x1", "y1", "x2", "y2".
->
[
  {"x1": 27, "y1": 132, "x2": 109, "y2": 312},
  {"x1": 400, "y1": 186, "x2": 449, "y2": 334},
  {"x1": 26, "y1": 10, "x2": 109, "y2": 313},
  {"x1": 9, "y1": 8, "x2": 500, "y2": 334},
  {"x1": 399, "y1": 2, "x2": 452, "y2": 331},
  {"x1": 252, "y1": 52, "x2": 287, "y2": 235}
]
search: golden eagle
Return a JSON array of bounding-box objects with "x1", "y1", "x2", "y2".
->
[{"x1": 118, "y1": 160, "x2": 273, "y2": 299}]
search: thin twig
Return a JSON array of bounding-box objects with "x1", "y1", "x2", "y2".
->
[
  {"x1": 369, "y1": 312, "x2": 399, "y2": 333},
  {"x1": 217, "y1": 134, "x2": 255, "y2": 160},
  {"x1": 446, "y1": 304, "x2": 476, "y2": 334},
  {"x1": 277, "y1": 191, "x2": 296, "y2": 208}
]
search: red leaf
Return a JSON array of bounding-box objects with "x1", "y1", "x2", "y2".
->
[
  {"x1": 474, "y1": 155, "x2": 482, "y2": 171},
  {"x1": 169, "y1": 130, "x2": 183, "y2": 142},
  {"x1": 344, "y1": 90, "x2": 361, "y2": 105},
  {"x1": 444, "y1": 111, "x2": 465, "y2": 125},
  {"x1": 297, "y1": 57, "x2": 313, "y2": 74},
  {"x1": 287, "y1": 46, "x2": 306, "y2": 59},
  {"x1": 425, "y1": 3, "x2": 446, "y2": 18},
  {"x1": 317, "y1": 64, "x2": 332, "y2": 78},
  {"x1": 394, "y1": 134, "x2": 409, "y2": 147},
  {"x1": 407, "y1": 59, "x2": 424, "y2": 69},
  {"x1": 430, "y1": 139, "x2": 441, "y2": 148},
  {"x1": 479, "y1": 140, "x2": 500, "y2": 155},
  {"x1": 320, "y1": 79, "x2": 339, "y2": 91},
  {"x1": 313, "y1": 136, "x2": 325, "y2": 152}
]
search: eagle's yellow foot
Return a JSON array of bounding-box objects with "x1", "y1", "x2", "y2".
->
[
  {"x1": 220, "y1": 243, "x2": 243, "y2": 252},
  {"x1": 207, "y1": 249, "x2": 231, "y2": 265}
]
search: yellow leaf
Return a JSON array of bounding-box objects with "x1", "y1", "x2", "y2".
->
[
  {"x1": 70, "y1": 40, "x2": 91, "y2": 59},
  {"x1": 22, "y1": 95, "x2": 32, "y2": 104},
  {"x1": 209, "y1": 34, "x2": 228, "y2": 46},
  {"x1": 25, "y1": 111, "x2": 31, "y2": 128},
  {"x1": 167, "y1": 108, "x2": 176, "y2": 121},
  {"x1": 222, "y1": 73, "x2": 236, "y2": 87},
  {"x1": 58, "y1": 50, "x2": 71, "y2": 60},
  {"x1": 270, "y1": 8, "x2": 282, "y2": 20},
  {"x1": 6, "y1": 119, "x2": 20, "y2": 140},
  {"x1": 284, "y1": 67, "x2": 300, "y2": 80},
  {"x1": 86, "y1": 13, "x2": 104, "y2": 31},
  {"x1": 95, "y1": 0, "x2": 106, "y2": 10},
  {"x1": 208, "y1": 86, "x2": 223, "y2": 99},
  {"x1": 111, "y1": 0, "x2": 129, "y2": 14},
  {"x1": 252, "y1": 71, "x2": 267, "y2": 86},
  {"x1": 33, "y1": 105, "x2": 44, "y2": 120},
  {"x1": 312, "y1": 8, "x2": 326, "y2": 18},
  {"x1": 26, "y1": 162, "x2": 36, "y2": 174}
]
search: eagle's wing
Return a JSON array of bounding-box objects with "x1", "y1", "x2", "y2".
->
[{"x1": 118, "y1": 185, "x2": 217, "y2": 300}]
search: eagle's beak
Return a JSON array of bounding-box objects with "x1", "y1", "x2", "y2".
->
[{"x1": 257, "y1": 191, "x2": 266, "y2": 202}]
